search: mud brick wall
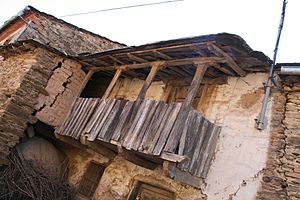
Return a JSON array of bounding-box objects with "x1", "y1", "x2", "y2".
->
[
  {"x1": 35, "y1": 59, "x2": 86, "y2": 128},
  {"x1": 0, "y1": 48, "x2": 61, "y2": 164}
]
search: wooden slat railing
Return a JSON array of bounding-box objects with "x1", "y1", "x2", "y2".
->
[{"x1": 58, "y1": 97, "x2": 220, "y2": 178}]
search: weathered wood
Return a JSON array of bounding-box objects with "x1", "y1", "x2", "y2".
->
[
  {"x1": 178, "y1": 110, "x2": 194, "y2": 155},
  {"x1": 167, "y1": 163, "x2": 203, "y2": 189},
  {"x1": 84, "y1": 100, "x2": 106, "y2": 139},
  {"x1": 97, "y1": 100, "x2": 122, "y2": 140},
  {"x1": 111, "y1": 101, "x2": 134, "y2": 141},
  {"x1": 91, "y1": 57, "x2": 225, "y2": 72},
  {"x1": 108, "y1": 55, "x2": 125, "y2": 65},
  {"x1": 189, "y1": 118, "x2": 209, "y2": 175},
  {"x1": 102, "y1": 68, "x2": 123, "y2": 99},
  {"x1": 92, "y1": 99, "x2": 116, "y2": 139},
  {"x1": 86, "y1": 140, "x2": 117, "y2": 159},
  {"x1": 160, "y1": 152, "x2": 189, "y2": 163},
  {"x1": 119, "y1": 148, "x2": 157, "y2": 170},
  {"x1": 102, "y1": 100, "x2": 127, "y2": 142},
  {"x1": 211, "y1": 63, "x2": 235, "y2": 76},
  {"x1": 185, "y1": 64, "x2": 208, "y2": 104},
  {"x1": 127, "y1": 53, "x2": 148, "y2": 63},
  {"x1": 147, "y1": 104, "x2": 173, "y2": 154},
  {"x1": 140, "y1": 103, "x2": 167, "y2": 152},
  {"x1": 126, "y1": 100, "x2": 154, "y2": 150},
  {"x1": 152, "y1": 103, "x2": 182, "y2": 155},
  {"x1": 153, "y1": 50, "x2": 172, "y2": 60},
  {"x1": 131, "y1": 101, "x2": 160, "y2": 151},
  {"x1": 207, "y1": 43, "x2": 246, "y2": 76},
  {"x1": 122, "y1": 100, "x2": 149, "y2": 149},
  {"x1": 137, "y1": 63, "x2": 162, "y2": 100},
  {"x1": 200, "y1": 126, "x2": 220, "y2": 177}
]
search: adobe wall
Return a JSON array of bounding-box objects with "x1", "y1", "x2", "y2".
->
[
  {"x1": 66, "y1": 72, "x2": 277, "y2": 200},
  {"x1": 0, "y1": 46, "x2": 87, "y2": 164}
]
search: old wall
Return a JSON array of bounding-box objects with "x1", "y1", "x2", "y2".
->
[
  {"x1": 35, "y1": 59, "x2": 86, "y2": 128},
  {"x1": 0, "y1": 48, "x2": 62, "y2": 163},
  {"x1": 18, "y1": 10, "x2": 125, "y2": 55},
  {"x1": 257, "y1": 77, "x2": 300, "y2": 200},
  {"x1": 65, "y1": 72, "x2": 276, "y2": 200}
]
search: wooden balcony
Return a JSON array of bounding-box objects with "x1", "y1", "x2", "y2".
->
[{"x1": 59, "y1": 97, "x2": 220, "y2": 180}]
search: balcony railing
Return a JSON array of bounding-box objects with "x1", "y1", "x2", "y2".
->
[{"x1": 59, "y1": 97, "x2": 220, "y2": 179}]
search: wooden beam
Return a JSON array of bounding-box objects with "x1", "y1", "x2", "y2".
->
[
  {"x1": 127, "y1": 53, "x2": 148, "y2": 63},
  {"x1": 160, "y1": 152, "x2": 189, "y2": 163},
  {"x1": 91, "y1": 57, "x2": 226, "y2": 72},
  {"x1": 94, "y1": 59, "x2": 110, "y2": 66},
  {"x1": 102, "y1": 68, "x2": 123, "y2": 99},
  {"x1": 137, "y1": 63, "x2": 162, "y2": 100},
  {"x1": 207, "y1": 43, "x2": 246, "y2": 76},
  {"x1": 153, "y1": 50, "x2": 172, "y2": 60},
  {"x1": 210, "y1": 62, "x2": 235, "y2": 76},
  {"x1": 108, "y1": 55, "x2": 125, "y2": 65}
]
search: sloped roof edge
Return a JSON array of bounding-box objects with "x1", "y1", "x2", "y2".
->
[{"x1": 0, "y1": 5, "x2": 126, "y2": 47}]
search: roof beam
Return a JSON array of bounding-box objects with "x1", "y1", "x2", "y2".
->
[
  {"x1": 91, "y1": 56, "x2": 226, "y2": 72},
  {"x1": 108, "y1": 55, "x2": 125, "y2": 65},
  {"x1": 207, "y1": 43, "x2": 246, "y2": 76},
  {"x1": 127, "y1": 53, "x2": 148, "y2": 63},
  {"x1": 210, "y1": 62, "x2": 235, "y2": 76},
  {"x1": 153, "y1": 50, "x2": 172, "y2": 60}
]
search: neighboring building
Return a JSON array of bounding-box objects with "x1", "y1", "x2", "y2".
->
[{"x1": 0, "y1": 6, "x2": 299, "y2": 200}]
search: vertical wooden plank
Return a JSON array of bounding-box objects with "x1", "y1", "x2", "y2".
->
[
  {"x1": 131, "y1": 101, "x2": 160, "y2": 151},
  {"x1": 163, "y1": 64, "x2": 208, "y2": 153},
  {"x1": 178, "y1": 110, "x2": 194, "y2": 155},
  {"x1": 153, "y1": 103, "x2": 182, "y2": 155},
  {"x1": 102, "y1": 68, "x2": 123, "y2": 99},
  {"x1": 111, "y1": 101, "x2": 134, "y2": 141}
]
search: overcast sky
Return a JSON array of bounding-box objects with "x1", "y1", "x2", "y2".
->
[{"x1": 0, "y1": 0, "x2": 299, "y2": 62}]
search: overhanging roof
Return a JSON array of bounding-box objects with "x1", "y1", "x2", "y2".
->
[{"x1": 79, "y1": 33, "x2": 271, "y2": 80}]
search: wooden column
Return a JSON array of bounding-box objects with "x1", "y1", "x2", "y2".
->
[
  {"x1": 163, "y1": 63, "x2": 208, "y2": 153},
  {"x1": 185, "y1": 64, "x2": 209, "y2": 105},
  {"x1": 136, "y1": 62, "x2": 162, "y2": 100},
  {"x1": 102, "y1": 68, "x2": 123, "y2": 99}
]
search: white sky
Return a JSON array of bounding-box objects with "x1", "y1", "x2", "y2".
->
[{"x1": 0, "y1": 0, "x2": 299, "y2": 62}]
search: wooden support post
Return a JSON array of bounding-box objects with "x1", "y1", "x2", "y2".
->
[
  {"x1": 185, "y1": 64, "x2": 209, "y2": 105},
  {"x1": 163, "y1": 64, "x2": 208, "y2": 153},
  {"x1": 137, "y1": 62, "x2": 162, "y2": 100},
  {"x1": 102, "y1": 68, "x2": 123, "y2": 99}
]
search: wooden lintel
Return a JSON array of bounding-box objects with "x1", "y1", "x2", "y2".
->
[
  {"x1": 102, "y1": 68, "x2": 123, "y2": 99},
  {"x1": 160, "y1": 152, "x2": 189, "y2": 163},
  {"x1": 153, "y1": 50, "x2": 172, "y2": 60},
  {"x1": 108, "y1": 55, "x2": 125, "y2": 65},
  {"x1": 127, "y1": 53, "x2": 148, "y2": 63},
  {"x1": 85, "y1": 140, "x2": 117, "y2": 159},
  {"x1": 207, "y1": 43, "x2": 246, "y2": 76},
  {"x1": 91, "y1": 57, "x2": 226, "y2": 72}
]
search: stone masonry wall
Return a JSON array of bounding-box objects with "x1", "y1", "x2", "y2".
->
[
  {"x1": 0, "y1": 48, "x2": 61, "y2": 163},
  {"x1": 257, "y1": 77, "x2": 300, "y2": 200}
]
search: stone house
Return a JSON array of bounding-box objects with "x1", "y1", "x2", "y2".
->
[{"x1": 0, "y1": 6, "x2": 299, "y2": 200}]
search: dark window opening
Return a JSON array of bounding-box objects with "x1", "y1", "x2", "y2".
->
[
  {"x1": 128, "y1": 181, "x2": 175, "y2": 200},
  {"x1": 80, "y1": 71, "x2": 114, "y2": 98},
  {"x1": 78, "y1": 161, "x2": 105, "y2": 198}
]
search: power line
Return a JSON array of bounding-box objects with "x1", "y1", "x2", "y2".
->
[{"x1": 59, "y1": 0, "x2": 184, "y2": 18}]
